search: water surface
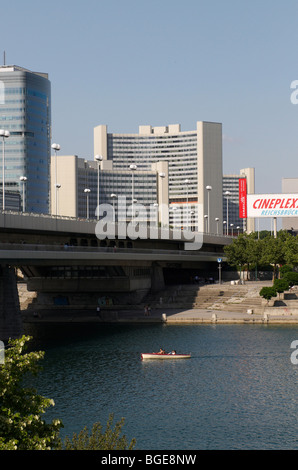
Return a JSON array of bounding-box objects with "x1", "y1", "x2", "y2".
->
[{"x1": 26, "y1": 323, "x2": 298, "y2": 450}]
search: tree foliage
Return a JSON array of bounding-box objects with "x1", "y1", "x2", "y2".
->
[
  {"x1": 224, "y1": 230, "x2": 298, "y2": 279},
  {"x1": 0, "y1": 335, "x2": 62, "y2": 450},
  {"x1": 0, "y1": 335, "x2": 137, "y2": 451},
  {"x1": 259, "y1": 286, "x2": 277, "y2": 302},
  {"x1": 62, "y1": 414, "x2": 136, "y2": 450}
]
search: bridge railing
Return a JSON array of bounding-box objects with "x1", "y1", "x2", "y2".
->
[{"x1": 0, "y1": 242, "x2": 224, "y2": 256}]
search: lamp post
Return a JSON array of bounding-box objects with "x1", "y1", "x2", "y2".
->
[
  {"x1": 51, "y1": 143, "x2": 60, "y2": 216},
  {"x1": 223, "y1": 220, "x2": 227, "y2": 235},
  {"x1": 153, "y1": 202, "x2": 159, "y2": 227},
  {"x1": 95, "y1": 155, "x2": 103, "y2": 220},
  {"x1": 19, "y1": 176, "x2": 27, "y2": 212},
  {"x1": 0, "y1": 129, "x2": 10, "y2": 211},
  {"x1": 224, "y1": 191, "x2": 231, "y2": 235},
  {"x1": 84, "y1": 188, "x2": 91, "y2": 219},
  {"x1": 129, "y1": 164, "x2": 137, "y2": 222},
  {"x1": 55, "y1": 183, "x2": 61, "y2": 216},
  {"x1": 237, "y1": 225, "x2": 240, "y2": 236},
  {"x1": 206, "y1": 185, "x2": 212, "y2": 233},
  {"x1": 158, "y1": 172, "x2": 166, "y2": 226},
  {"x1": 111, "y1": 193, "x2": 117, "y2": 222},
  {"x1": 184, "y1": 179, "x2": 190, "y2": 230},
  {"x1": 204, "y1": 214, "x2": 208, "y2": 233},
  {"x1": 230, "y1": 223, "x2": 234, "y2": 237},
  {"x1": 215, "y1": 217, "x2": 219, "y2": 235}
]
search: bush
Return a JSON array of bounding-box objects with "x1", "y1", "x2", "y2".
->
[
  {"x1": 273, "y1": 278, "x2": 289, "y2": 295},
  {"x1": 283, "y1": 272, "x2": 298, "y2": 287},
  {"x1": 280, "y1": 265, "x2": 293, "y2": 276},
  {"x1": 259, "y1": 286, "x2": 277, "y2": 301},
  {"x1": 62, "y1": 414, "x2": 136, "y2": 450}
]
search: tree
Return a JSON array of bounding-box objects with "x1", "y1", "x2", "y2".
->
[
  {"x1": 224, "y1": 233, "x2": 250, "y2": 279},
  {"x1": 283, "y1": 271, "x2": 298, "y2": 287},
  {"x1": 273, "y1": 278, "x2": 289, "y2": 298},
  {"x1": 0, "y1": 335, "x2": 63, "y2": 450},
  {"x1": 260, "y1": 232, "x2": 291, "y2": 279},
  {"x1": 62, "y1": 414, "x2": 136, "y2": 450},
  {"x1": 259, "y1": 286, "x2": 277, "y2": 303}
]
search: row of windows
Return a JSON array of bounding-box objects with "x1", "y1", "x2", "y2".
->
[{"x1": 0, "y1": 87, "x2": 47, "y2": 101}]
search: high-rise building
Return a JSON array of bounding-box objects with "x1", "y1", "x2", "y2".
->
[
  {"x1": 94, "y1": 121, "x2": 223, "y2": 233},
  {"x1": 0, "y1": 65, "x2": 51, "y2": 213},
  {"x1": 50, "y1": 155, "x2": 167, "y2": 223},
  {"x1": 223, "y1": 167, "x2": 255, "y2": 234}
]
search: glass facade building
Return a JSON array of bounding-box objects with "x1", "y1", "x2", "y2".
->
[{"x1": 0, "y1": 65, "x2": 51, "y2": 213}]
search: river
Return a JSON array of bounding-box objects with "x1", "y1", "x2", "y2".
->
[{"x1": 25, "y1": 322, "x2": 298, "y2": 450}]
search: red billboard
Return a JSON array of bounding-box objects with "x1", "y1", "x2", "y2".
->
[{"x1": 239, "y1": 178, "x2": 247, "y2": 219}]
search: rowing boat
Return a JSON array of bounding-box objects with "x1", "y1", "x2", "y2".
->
[{"x1": 141, "y1": 353, "x2": 191, "y2": 360}]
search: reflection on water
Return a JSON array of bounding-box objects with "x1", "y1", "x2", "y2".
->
[{"x1": 25, "y1": 323, "x2": 298, "y2": 450}]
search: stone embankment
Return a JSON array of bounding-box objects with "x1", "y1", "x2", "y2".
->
[{"x1": 19, "y1": 280, "x2": 298, "y2": 324}]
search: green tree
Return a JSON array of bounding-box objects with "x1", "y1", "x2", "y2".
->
[
  {"x1": 0, "y1": 335, "x2": 63, "y2": 450},
  {"x1": 273, "y1": 278, "x2": 289, "y2": 298},
  {"x1": 224, "y1": 233, "x2": 250, "y2": 279},
  {"x1": 259, "y1": 286, "x2": 277, "y2": 302},
  {"x1": 260, "y1": 232, "x2": 292, "y2": 279},
  {"x1": 283, "y1": 271, "x2": 298, "y2": 287},
  {"x1": 62, "y1": 414, "x2": 136, "y2": 450},
  {"x1": 283, "y1": 235, "x2": 298, "y2": 266}
]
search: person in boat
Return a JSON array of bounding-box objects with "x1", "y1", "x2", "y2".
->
[
  {"x1": 169, "y1": 350, "x2": 176, "y2": 355},
  {"x1": 157, "y1": 348, "x2": 166, "y2": 354}
]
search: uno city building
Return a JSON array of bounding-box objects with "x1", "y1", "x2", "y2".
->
[{"x1": 93, "y1": 121, "x2": 223, "y2": 233}]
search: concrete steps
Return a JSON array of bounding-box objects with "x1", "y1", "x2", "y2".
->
[{"x1": 143, "y1": 282, "x2": 268, "y2": 313}]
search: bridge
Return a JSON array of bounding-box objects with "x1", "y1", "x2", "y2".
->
[{"x1": 0, "y1": 211, "x2": 233, "y2": 340}]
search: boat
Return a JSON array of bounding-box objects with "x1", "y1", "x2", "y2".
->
[{"x1": 141, "y1": 353, "x2": 191, "y2": 360}]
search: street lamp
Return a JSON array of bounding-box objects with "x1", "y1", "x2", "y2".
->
[
  {"x1": 0, "y1": 129, "x2": 10, "y2": 211},
  {"x1": 225, "y1": 191, "x2": 231, "y2": 235},
  {"x1": 55, "y1": 183, "x2": 61, "y2": 216},
  {"x1": 84, "y1": 188, "x2": 91, "y2": 219},
  {"x1": 51, "y1": 143, "x2": 60, "y2": 216},
  {"x1": 129, "y1": 164, "x2": 137, "y2": 222},
  {"x1": 204, "y1": 214, "x2": 208, "y2": 233},
  {"x1": 223, "y1": 220, "x2": 227, "y2": 235},
  {"x1": 158, "y1": 172, "x2": 166, "y2": 226},
  {"x1": 153, "y1": 202, "x2": 159, "y2": 227},
  {"x1": 184, "y1": 179, "x2": 190, "y2": 229},
  {"x1": 95, "y1": 155, "x2": 103, "y2": 220},
  {"x1": 237, "y1": 226, "x2": 240, "y2": 236},
  {"x1": 215, "y1": 217, "x2": 219, "y2": 235},
  {"x1": 206, "y1": 185, "x2": 212, "y2": 233},
  {"x1": 19, "y1": 176, "x2": 27, "y2": 212},
  {"x1": 230, "y1": 223, "x2": 234, "y2": 236},
  {"x1": 111, "y1": 193, "x2": 117, "y2": 222}
]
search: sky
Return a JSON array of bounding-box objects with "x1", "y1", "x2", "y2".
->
[{"x1": 1, "y1": 0, "x2": 298, "y2": 217}]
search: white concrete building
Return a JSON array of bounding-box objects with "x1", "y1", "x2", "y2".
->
[{"x1": 94, "y1": 121, "x2": 223, "y2": 233}]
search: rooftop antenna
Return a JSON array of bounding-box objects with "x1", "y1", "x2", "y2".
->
[{"x1": 3, "y1": 51, "x2": 5, "y2": 65}]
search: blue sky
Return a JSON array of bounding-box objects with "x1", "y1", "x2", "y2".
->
[{"x1": 1, "y1": 0, "x2": 298, "y2": 202}]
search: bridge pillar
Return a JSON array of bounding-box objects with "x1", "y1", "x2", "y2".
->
[
  {"x1": 0, "y1": 266, "x2": 23, "y2": 341},
  {"x1": 151, "y1": 263, "x2": 165, "y2": 293}
]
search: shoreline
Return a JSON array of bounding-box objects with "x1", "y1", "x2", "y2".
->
[{"x1": 21, "y1": 307, "x2": 298, "y2": 325}]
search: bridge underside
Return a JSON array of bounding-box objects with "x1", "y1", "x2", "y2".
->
[{"x1": 18, "y1": 255, "x2": 222, "y2": 312}]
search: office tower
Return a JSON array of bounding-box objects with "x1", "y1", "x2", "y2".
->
[
  {"x1": 0, "y1": 65, "x2": 51, "y2": 213},
  {"x1": 94, "y1": 121, "x2": 223, "y2": 233},
  {"x1": 50, "y1": 155, "x2": 165, "y2": 223}
]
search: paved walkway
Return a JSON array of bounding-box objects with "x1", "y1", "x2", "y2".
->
[{"x1": 22, "y1": 306, "x2": 298, "y2": 324}]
